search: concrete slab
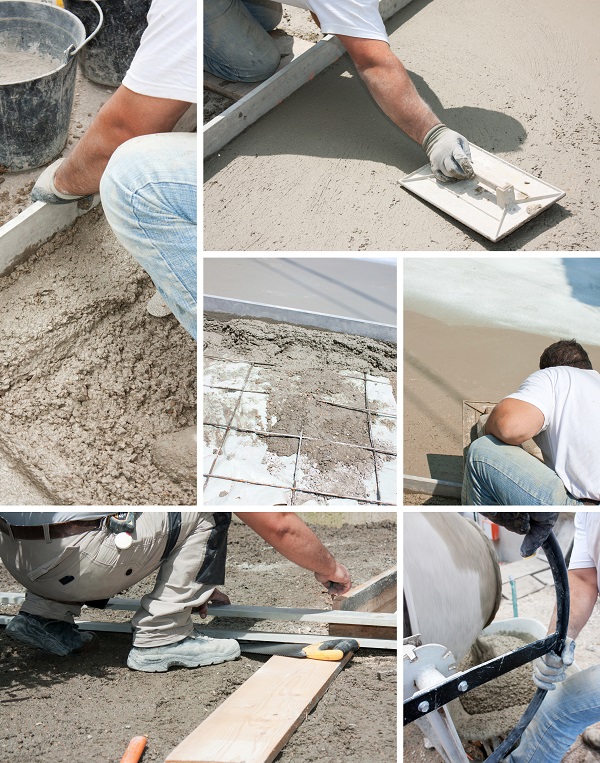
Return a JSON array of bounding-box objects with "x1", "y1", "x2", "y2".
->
[
  {"x1": 502, "y1": 574, "x2": 546, "y2": 600},
  {"x1": 500, "y1": 557, "x2": 549, "y2": 585},
  {"x1": 204, "y1": 0, "x2": 600, "y2": 251},
  {"x1": 532, "y1": 569, "x2": 555, "y2": 587}
]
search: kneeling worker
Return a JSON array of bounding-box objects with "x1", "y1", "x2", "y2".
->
[{"x1": 0, "y1": 512, "x2": 351, "y2": 672}]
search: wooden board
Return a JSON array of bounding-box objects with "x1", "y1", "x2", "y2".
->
[
  {"x1": 203, "y1": 0, "x2": 413, "y2": 158},
  {"x1": 330, "y1": 568, "x2": 397, "y2": 640},
  {"x1": 165, "y1": 653, "x2": 352, "y2": 763},
  {"x1": 400, "y1": 144, "x2": 566, "y2": 242}
]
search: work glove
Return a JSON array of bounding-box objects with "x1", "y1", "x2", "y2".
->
[
  {"x1": 422, "y1": 123, "x2": 475, "y2": 183},
  {"x1": 480, "y1": 512, "x2": 559, "y2": 557},
  {"x1": 31, "y1": 158, "x2": 87, "y2": 204},
  {"x1": 533, "y1": 637, "x2": 576, "y2": 691}
]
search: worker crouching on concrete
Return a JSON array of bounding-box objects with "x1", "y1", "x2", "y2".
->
[
  {"x1": 0, "y1": 512, "x2": 351, "y2": 672},
  {"x1": 462, "y1": 340, "x2": 600, "y2": 506},
  {"x1": 204, "y1": 0, "x2": 474, "y2": 183},
  {"x1": 484, "y1": 512, "x2": 600, "y2": 763}
]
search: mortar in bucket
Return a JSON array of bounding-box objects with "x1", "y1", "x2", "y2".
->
[
  {"x1": 63, "y1": 0, "x2": 150, "y2": 87},
  {"x1": 0, "y1": 0, "x2": 103, "y2": 171}
]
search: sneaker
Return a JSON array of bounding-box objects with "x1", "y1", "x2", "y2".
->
[
  {"x1": 147, "y1": 291, "x2": 173, "y2": 318},
  {"x1": 127, "y1": 630, "x2": 240, "y2": 673},
  {"x1": 5, "y1": 611, "x2": 94, "y2": 656}
]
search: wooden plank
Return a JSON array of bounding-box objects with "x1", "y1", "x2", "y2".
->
[
  {"x1": 203, "y1": 0, "x2": 414, "y2": 158},
  {"x1": 165, "y1": 653, "x2": 352, "y2": 763},
  {"x1": 403, "y1": 474, "x2": 462, "y2": 498},
  {"x1": 204, "y1": 33, "x2": 314, "y2": 102},
  {"x1": 330, "y1": 568, "x2": 397, "y2": 640},
  {"x1": 0, "y1": 196, "x2": 100, "y2": 276}
]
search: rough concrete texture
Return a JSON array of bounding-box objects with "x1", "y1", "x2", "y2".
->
[
  {"x1": 0, "y1": 208, "x2": 197, "y2": 505},
  {"x1": 0, "y1": 516, "x2": 396, "y2": 763},
  {"x1": 204, "y1": 0, "x2": 600, "y2": 251}
]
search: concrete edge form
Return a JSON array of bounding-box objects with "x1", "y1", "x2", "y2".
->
[
  {"x1": 403, "y1": 474, "x2": 462, "y2": 498},
  {"x1": 0, "y1": 195, "x2": 101, "y2": 276},
  {"x1": 204, "y1": 295, "x2": 397, "y2": 343},
  {"x1": 203, "y1": 0, "x2": 414, "y2": 158}
]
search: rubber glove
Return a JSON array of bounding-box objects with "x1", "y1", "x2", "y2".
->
[
  {"x1": 480, "y1": 512, "x2": 559, "y2": 557},
  {"x1": 422, "y1": 123, "x2": 475, "y2": 182},
  {"x1": 31, "y1": 158, "x2": 87, "y2": 204},
  {"x1": 533, "y1": 637, "x2": 576, "y2": 691}
]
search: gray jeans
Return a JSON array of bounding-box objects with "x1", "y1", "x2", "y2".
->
[{"x1": 0, "y1": 512, "x2": 231, "y2": 647}]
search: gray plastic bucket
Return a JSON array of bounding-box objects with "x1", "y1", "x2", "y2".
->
[
  {"x1": 0, "y1": 0, "x2": 102, "y2": 171},
  {"x1": 64, "y1": 0, "x2": 150, "y2": 87}
]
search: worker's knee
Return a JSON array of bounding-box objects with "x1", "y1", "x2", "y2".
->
[
  {"x1": 204, "y1": 41, "x2": 281, "y2": 82},
  {"x1": 466, "y1": 435, "x2": 499, "y2": 469}
]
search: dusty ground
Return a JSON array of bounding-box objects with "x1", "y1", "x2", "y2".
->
[
  {"x1": 204, "y1": 0, "x2": 600, "y2": 251},
  {"x1": 404, "y1": 555, "x2": 600, "y2": 762},
  {"x1": 0, "y1": 208, "x2": 197, "y2": 505},
  {"x1": 0, "y1": 515, "x2": 397, "y2": 763}
]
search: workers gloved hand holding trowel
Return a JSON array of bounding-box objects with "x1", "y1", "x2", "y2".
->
[
  {"x1": 480, "y1": 512, "x2": 559, "y2": 557},
  {"x1": 31, "y1": 158, "x2": 90, "y2": 205},
  {"x1": 422, "y1": 124, "x2": 475, "y2": 183}
]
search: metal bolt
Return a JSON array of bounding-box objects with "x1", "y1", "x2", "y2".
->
[
  {"x1": 417, "y1": 701, "x2": 430, "y2": 713},
  {"x1": 457, "y1": 681, "x2": 468, "y2": 692}
]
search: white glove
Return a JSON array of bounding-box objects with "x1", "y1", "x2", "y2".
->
[
  {"x1": 31, "y1": 158, "x2": 87, "y2": 205},
  {"x1": 422, "y1": 123, "x2": 475, "y2": 183},
  {"x1": 533, "y1": 637, "x2": 576, "y2": 691}
]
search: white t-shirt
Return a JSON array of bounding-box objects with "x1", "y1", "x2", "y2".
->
[
  {"x1": 569, "y1": 513, "x2": 600, "y2": 588},
  {"x1": 506, "y1": 366, "x2": 600, "y2": 501},
  {"x1": 284, "y1": 0, "x2": 388, "y2": 42},
  {"x1": 122, "y1": 0, "x2": 197, "y2": 103}
]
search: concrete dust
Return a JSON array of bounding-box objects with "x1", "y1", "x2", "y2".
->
[
  {"x1": 0, "y1": 517, "x2": 396, "y2": 763},
  {"x1": 0, "y1": 207, "x2": 196, "y2": 505}
]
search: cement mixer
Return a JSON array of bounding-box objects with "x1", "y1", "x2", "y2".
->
[{"x1": 403, "y1": 512, "x2": 569, "y2": 763}]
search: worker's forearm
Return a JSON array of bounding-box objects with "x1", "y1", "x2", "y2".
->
[
  {"x1": 236, "y1": 513, "x2": 337, "y2": 578},
  {"x1": 356, "y1": 55, "x2": 440, "y2": 144},
  {"x1": 547, "y1": 570, "x2": 598, "y2": 640}
]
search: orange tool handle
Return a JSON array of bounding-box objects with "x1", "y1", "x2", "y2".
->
[{"x1": 120, "y1": 735, "x2": 147, "y2": 763}]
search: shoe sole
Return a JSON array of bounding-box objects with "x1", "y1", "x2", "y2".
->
[
  {"x1": 127, "y1": 651, "x2": 239, "y2": 673},
  {"x1": 6, "y1": 627, "x2": 95, "y2": 656}
]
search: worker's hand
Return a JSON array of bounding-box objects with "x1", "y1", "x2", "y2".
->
[
  {"x1": 476, "y1": 413, "x2": 490, "y2": 438},
  {"x1": 480, "y1": 512, "x2": 559, "y2": 557},
  {"x1": 194, "y1": 588, "x2": 231, "y2": 619},
  {"x1": 315, "y1": 562, "x2": 352, "y2": 596},
  {"x1": 31, "y1": 158, "x2": 88, "y2": 204},
  {"x1": 422, "y1": 123, "x2": 475, "y2": 183},
  {"x1": 533, "y1": 637, "x2": 576, "y2": 691}
]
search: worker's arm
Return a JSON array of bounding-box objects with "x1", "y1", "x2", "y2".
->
[
  {"x1": 532, "y1": 566, "x2": 597, "y2": 690},
  {"x1": 549, "y1": 567, "x2": 598, "y2": 640},
  {"x1": 34, "y1": 85, "x2": 191, "y2": 200},
  {"x1": 235, "y1": 512, "x2": 352, "y2": 595},
  {"x1": 484, "y1": 398, "x2": 545, "y2": 445},
  {"x1": 335, "y1": 36, "x2": 474, "y2": 181}
]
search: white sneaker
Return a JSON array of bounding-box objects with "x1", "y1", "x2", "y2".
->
[{"x1": 127, "y1": 631, "x2": 240, "y2": 672}]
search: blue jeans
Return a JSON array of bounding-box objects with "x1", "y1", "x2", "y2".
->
[
  {"x1": 462, "y1": 436, "x2": 583, "y2": 506},
  {"x1": 100, "y1": 132, "x2": 197, "y2": 339},
  {"x1": 506, "y1": 666, "x2": 600, "y2": 763},
  {"x1": 204, "y1": 0, "x2": 283, "y2": 82}
]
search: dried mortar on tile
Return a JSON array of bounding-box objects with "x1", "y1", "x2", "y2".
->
[
  {"x1": 0, "y1": 208, "x2": 196, "y2": 505},
  {"x1": 450, "y1": 632, "x2": 536, "y2": 741}
]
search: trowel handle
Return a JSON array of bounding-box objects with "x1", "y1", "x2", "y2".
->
[
  {"x1": 475, "y1": 168, "x2": 516, "y2": 209},
  {"x1": 67, "y1": 0, "x2": 104, "y2": 58}
]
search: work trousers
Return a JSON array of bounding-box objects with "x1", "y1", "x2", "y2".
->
[
  {"x1": 204, "y1": 0, "x2": 283, "y2": 82},
  {"x1": 0, "y1": 513, "x2": 231, "y2": 647},
  {"x1": 462, "y1": 435, "x2": 585, "y2": 506},
  {"x1": 507, "y1": 665, "x2": 600, "y2": 763},
  {"x1": 100, "y1": 132, "x2": 197, "y2": 339}
]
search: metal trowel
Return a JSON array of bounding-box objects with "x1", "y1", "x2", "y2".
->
[{"x1": 400, "y1": 144, "x2": 565, "y2": 242}]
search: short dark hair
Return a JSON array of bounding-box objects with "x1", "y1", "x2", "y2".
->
[{"x1": 539, "y1": 339, "x2": 593, "y2": 370}]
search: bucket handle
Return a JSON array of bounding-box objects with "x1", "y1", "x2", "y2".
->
[{"x1": 63, "y1": 0, "x2": 104, "y2": 60}]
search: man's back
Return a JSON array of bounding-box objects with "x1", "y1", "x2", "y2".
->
[{"x1": 509, "y1": 366, "x2": 600, "y2": 500}]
